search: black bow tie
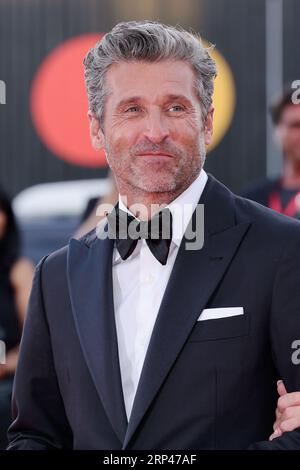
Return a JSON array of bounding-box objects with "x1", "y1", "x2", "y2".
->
[{"x1": 107, "y1": 205, "x2": 173, "y2": 265}]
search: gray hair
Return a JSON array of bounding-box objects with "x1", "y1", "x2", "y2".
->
[{"x1": 84, "y1": 20, "x2": 217, "y2": 122}]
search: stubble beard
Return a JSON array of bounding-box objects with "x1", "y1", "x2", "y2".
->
[{"x1": 106, "y1": 139, "x2": 206, "y2": 196}]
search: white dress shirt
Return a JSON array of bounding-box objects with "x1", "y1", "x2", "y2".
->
[{"x1": 112, "y1": 169, "x2": 208, "y2": 420}]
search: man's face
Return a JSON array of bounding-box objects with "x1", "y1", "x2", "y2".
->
[
  {"x1": 90, "y1": 60, "x2": 213, "y2": 193},
  {"x1": 276, "y1": 104, "x2": 300, "y2": 162}
]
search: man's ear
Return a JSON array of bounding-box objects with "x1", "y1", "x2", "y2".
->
[
  {"x1": 88, "y1": 111, "x2": 105, "y2": 150},
  {"x1": 204, "y1": 106, "x2": 214, "y2": 146}
]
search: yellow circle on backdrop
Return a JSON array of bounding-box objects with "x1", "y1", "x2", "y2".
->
[{"x1": 205, "y1": 43, "x2": 236, "y2": 152}]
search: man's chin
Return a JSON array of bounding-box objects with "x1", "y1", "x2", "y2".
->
[
  {"x1": 130, "y1": 178, "x2": 177, "y2": 194},
  {"x1": 136, "y1": 184, "x2": 176, "y2": 193}
]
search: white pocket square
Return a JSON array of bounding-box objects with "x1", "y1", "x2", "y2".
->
[{"x1": 197, "y1": 307, "x2": 244, "y2": 321}]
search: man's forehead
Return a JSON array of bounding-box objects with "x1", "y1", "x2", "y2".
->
[
  {"x1": 105, "y1": 60, "x2": 198, "y2": 102},
  {"x1": 106, "y1": 59, "x2": 195, "y2": 75}
]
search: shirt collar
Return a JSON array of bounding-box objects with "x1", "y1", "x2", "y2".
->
[
  {"x1": 114, "y1": 169, "x2": 208, "y2": 261},
  {"x1": 168, "y1": 169, "x2": 207, "y2": 246}
]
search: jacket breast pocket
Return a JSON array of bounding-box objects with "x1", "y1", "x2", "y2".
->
[{"x1": 187, "y1": 312, "x2": 250, "y2": 342}]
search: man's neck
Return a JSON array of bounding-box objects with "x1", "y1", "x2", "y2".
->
[{"x1": 118, "y1": 176, "x2": 198, "y2": 220}]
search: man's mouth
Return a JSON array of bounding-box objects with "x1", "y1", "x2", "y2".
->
[{"x1": 136, "y1": 152, "x2": 174, "y2": 160}]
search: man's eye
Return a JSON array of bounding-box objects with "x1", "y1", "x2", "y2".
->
[
  {"x1": 168, "y1": 105, "x2": 184, "y2": 112},
  {"x1": 125, "y1": 106, "x2": 140, "y2": 113}
]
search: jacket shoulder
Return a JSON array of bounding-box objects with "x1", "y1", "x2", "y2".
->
[{"x1": 41, "y1": 227, "x2": 99, "y2": 272}]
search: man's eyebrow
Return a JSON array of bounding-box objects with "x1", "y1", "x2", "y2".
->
[
  {"x1": 115, "y1": 94, "x2": 194, "y2": 110},
  {"x1": 163, "y1": 94, "x2": 193, "y2": 103},
  {"x1": 115, "y1": 97, "x2": 143, "y2": 109}
]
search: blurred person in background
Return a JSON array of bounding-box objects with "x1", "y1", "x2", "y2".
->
[
  {"x1": 242, "y1": 85, "x2": 300, "y2": 439},
  {"x1": 243, "y1": 85, "x2": 300, "y2": 218},
  {"x1": 0, "y1": 188, "x2": 34, "y2": 449},
  {"x1": 74, "y1": 170, "x2": 118, "y2": 239}
]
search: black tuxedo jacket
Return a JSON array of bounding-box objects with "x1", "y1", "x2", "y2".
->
[{"x1": 7, "y1": 175, "x2": 300, "y2": 450}]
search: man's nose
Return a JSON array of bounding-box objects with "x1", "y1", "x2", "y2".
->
[{"x1": 142, "y1": 111, "x2": 170, "y2": 143}]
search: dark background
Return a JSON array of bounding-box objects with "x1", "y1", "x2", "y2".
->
[{"x1": 0, "y1": 0, "x2": 299, "y2": 196}]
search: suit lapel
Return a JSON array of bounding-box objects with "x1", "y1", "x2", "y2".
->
[
  {"x1": 67, "y1": 228, "x2": 127, "y2": 444},
  {"x1": 123, "y1": 175, "x2": 251, "y2": 448}
]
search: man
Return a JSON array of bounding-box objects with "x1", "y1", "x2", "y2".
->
[
  {"x1": 243, "y1": 86, "x2": 300, "y2": 218},
  {"x1": 7, "y1": 21, "x2": 300, "y2": 450}
]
